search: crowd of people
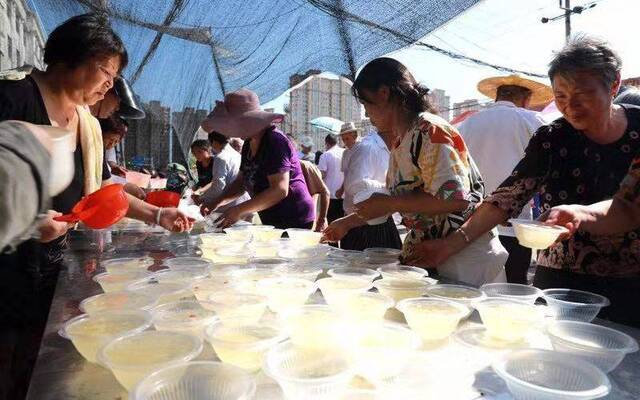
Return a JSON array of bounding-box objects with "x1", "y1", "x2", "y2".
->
[{"x1": 1, "y1": 10, "x2": 640, "y2": 400}]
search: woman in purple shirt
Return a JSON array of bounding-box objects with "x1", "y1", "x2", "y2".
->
[{"x1": 200, "y1": 89, "x2": 315, "y2": 229}]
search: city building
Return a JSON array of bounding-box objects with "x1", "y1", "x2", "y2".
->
[
  {"x1": 288, "y1": 73, "x2": 363, "y2": 150},
  {"x1": 354, "y1": 118, "x2": 374, "y2": 136},
  {"x1": 429, "y1": 88, "x2": 451, "y2": 121},
  {"x1": 452, "y1": 99, "x2": 483, "y2": 118},
  {"x1": 622, "y1": 77, "x2": 640, "y2": 88},
  {"x1": 0, "y1": 0, "x2": 45, "y2": 70}
]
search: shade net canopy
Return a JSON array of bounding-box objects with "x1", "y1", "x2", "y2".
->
[{"x1": 30, "y1": 0, "x2": 482, "y2": 170}]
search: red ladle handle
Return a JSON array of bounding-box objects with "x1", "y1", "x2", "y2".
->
[{"x1": 54, "y1": 213, "x2": 81, "y2": 223}]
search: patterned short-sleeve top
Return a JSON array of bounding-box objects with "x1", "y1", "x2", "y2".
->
[
  {"x1": 388, "y1": 112, "x2": 484, "y2": 253},
  {"x1": 487, "y1": 104, "x2": 640, "y2": 277},
  {"x1": 616, "y1": 157, "x2": 640, "y2": 206}
]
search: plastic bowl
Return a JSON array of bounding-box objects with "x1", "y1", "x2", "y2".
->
[
  {"x1": 276, "y1": 264, "x2": 323, "y2": 282},
  {"x1": 246, "y1": 241, "x2": 280, "y2": 258},
  {"x1": 252, "y1": 228, "x2": 285, "y2": 242},
  {"x1": 327, "y1": 249, "x2": 364, "y2": 263},
  {"x1": 208, "y1": 263, "x2": 251, "y2": 279},
  {"x1": 206, "y1": 320, "x2": 285, "y2": 372},
  {"x1": 126, "y1": 280, "x2": 193, "y2": 305},
  {"x1": 377, "y1": 265, "x2": 427, "y2": 280},
  {"x1": 233, "y1": 267, "x2": 282, "y2": 293},
  {"x1": 542, "y1": 289, "x2": 610, "y2": 322},
  {"x1": 223, "y1": 226, "x2": 256, "y2": 242},
  {"x1": 317, "y1": 277, "x2": 373, "y2": 309},
  {"x1": 205, "y1": 292, "x2": 268, "y2": 325},
  {"x1": 60, "y1": 310, "x2": 152, "y2": 363},
  {"x1": 102, "y1": 257, "x2": 155, "y2": 273},
  {"x1": 425, "y1": 284, "x2": 485, "y2": 309},
  {"x1": 190, "y1": 278, "x2": 239, "y2": 302},
  {"x1": 164, "y1": 256, "x2": 213, "y2": 270},
  {"x1": 79, "y1": 291, "x2": 156, "y2": 314},
  {"x1": 283, "y1": 305, "x2": 345, "y2": 351},
  {"x1": 509, "y1": 218, "x2": 569, "y2": 249},
  {"x1": 198, "y1": 233, "x2": 230, "y2": 248},
  {"x1": 256, "y1": 277, "x2": 317, "y2": 313},
  {"x1": 130, "y1": 361, "x2": 256, "y2": 400},
  {"x1": 363, "y1": 247, "x2": 401, "y2": 262},
  {"x1": 150, "y1": 268, "x2": 209, "y2": 284},
  {"x1": 373, "y1": 278, "x2": 431, "y2": 303},
  {"x1": 475, "y1": 298, "x2": 545, "y2": 342},
  {"x1": 350, "y1": 323, "x2": 421, "y2": 381},
  {"x1": 264, "y1": 341, "x2": 354, "y2": 400},
  {"x1": 277, "y1": 246, "x2": 326, "y2": 261},
  {"x1": 214, "y1": 245, "x2": 253, "y2": 264},
  {"x1": 481, "y1": 283, "x2": 543, "y2": 304},
  {"x1": 285, "y1": 228, "x2": 323, "y2": 247},
  {"x1": 94, "y1": 271, "x2": 151, "y2": 293},
  {"x1": 546, "y1": 321, "x2": 639, "y2": 372},
  {"x1": 397, "y1": 297, "x2": 468, "y2": 343},
  {"x1": 328, "y1": 267, "x2": 380, "y2": 282},
  {"x1": 99, "y1": 330, "x2": 203, "y2": 391},
  {"x1": 338, "y1": 292, "x2": 394, "y2": 322},
  {"x1": 152, "y1": 300, "x2": 218, "y2": 339},
  {"x1": 493, "y1": 349, "x2": 610, "y2": 400},
  {"x1": 248, "y1": 257, "x2": 291, "y2": 268}
]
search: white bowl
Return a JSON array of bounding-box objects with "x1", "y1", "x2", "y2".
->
[
  {"x1": 542, "y1": 289, "x2": 610, "y2": 322},
  {"x1": 79, "y1": 291, "x2": 156, "y2": 314},
  {"x1": 475, "y1": 298, "x2": 545, "y2": 342},
  {"x1": 509, "y1": 218, "x2": 568, "y2": 249},
  {"x1": 480, "y1": 283, "x2": 542, "y2": 304},
  {"x1": 397, "y1": 297, "x2": 468, "y2": 343}
]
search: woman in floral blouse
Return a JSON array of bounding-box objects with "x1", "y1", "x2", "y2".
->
[
  {"x1": 323, "y1": 57, "x2": 507, "y2": 285},
  {"x1": 413, "y1": 36, "x2": 640, "y2": 326}
]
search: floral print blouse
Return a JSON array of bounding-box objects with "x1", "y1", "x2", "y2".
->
[
  {"x1": 388, "y1": 112, "x2": 484, "y2": 255},
  {"x1": 487, "y1": 104, "x2": 640, "y2": 277}
]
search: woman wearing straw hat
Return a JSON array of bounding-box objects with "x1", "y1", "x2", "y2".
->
[{"x1": 200, "y1": 89, "x2": 315, "y2": 229}]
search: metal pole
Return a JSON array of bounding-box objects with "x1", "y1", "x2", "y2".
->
[
  {"x1": 565, "y1": 0, "x2": 571, "y2": 42},
  {"x1": 168, "y1": 111, "x2": 173, "y2": 164}
]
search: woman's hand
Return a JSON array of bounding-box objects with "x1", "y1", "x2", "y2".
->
[
  {"x1": 314, "y1": 217, "x2": 329, "y2": 232},
  {"x1": 404, "y1": 238, "x2": 458, "y2": 267},
  {"x1": 38, "y1": 210, "x2": 72, "y2": 242},
  {"x1": 539, "y1": 204, "x2": 587, "y2": 240},
  {"x1": 322, "y1": 217, "x2": 353, "y2": 243},
  {"x1": 158, "y1": 208, "x2": 194, "y2": 232},
  {"x1": 354, "y1": 193, "x2": 392, "y2": 221},
  {"x1": 214, "y1": 206, "x2": 246, "y2": 229}
]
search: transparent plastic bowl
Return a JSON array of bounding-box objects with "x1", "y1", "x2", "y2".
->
[
  {"x1": 99, "y1": 330, "x2": 203, "y2": 391},
  {"x1": 152, "y1": 300, "x2": 218, "y2": 339},
  {"x1": 373, "y1": 278, "x2": 431, "y2": 303},
  {"x1": 546, "y1": 321, "x2": 639, "y2": 372},
  {"x1": 509, "y1": 218, "x2": 569, "y2": 249},
  {"x1": 198, "y1": 233, "x2": 229, "y2": 248},
  {"x1": 150, "y1": 268, "x2": 209, "y2": 284},
  {"x1": 283, "y1": 305, "x2": 344, "y2": 351},
  {"x1": 363, "y1": 247, "x2": 401, "y2": 262},
  {"x1": 60, "y1": 310, "x2": 152, "y2": 363},
  {"x1": 206, "y1": 319, "x2": 285, "y2": 372},
  {"x1": 208, "y1": 263, "x2": 252, "y2": 279},
  {"x1": 190, "y1": 278, "x2": 239, "y2": 302},
  {"x1": 327, "y1": 249, "x2": 364, "y2": 263},
  {"x1": 256, "y1": 277, "x2": 317, "y2": 313},
  {"x1": 247, "y1": 241, "x2": 280, "y2": 258},
  {"x1": 338, "y1": 292, "x2": 393, "y2": 322},
  {"x1": 248, "y1": 257, "x2": 291, "y2": 268},
  {"x1": 102, "y1": 257, "x2": 155, "y2": 273},
  {"x1": 397, "y1": 297, "x2": 468, "y2": 343},
  {"x1": 340, "y1": 390, "x2": 379, "y2": 400},
  {"x1": 350, "y1": 323, "x2": 421, "y2": 381},
  {"x1": 126, "y1": 280, "x2": 193, "y2": 305},
  {"x1": 252, "y1": 228, "x2": 285, "y2": 242},
  {"x1": 234, "y1": 267, "x2": 282, "y2": 293},
  {"x1": 223, "y1": 226, "x2": 256, "y2": 242},
  {"x1": 285, "y1": 228, "x2": 323, "y2": 247},
  {"x1": 377, "y1": 265, "x2": 427, "y2": 280},
  {"x1": 542, "y1": 289, "x2": 610, "y2": 322},
  {"x1": 277, "y1": 246, "x2": 326, "y2": 261},
  {"x1": 264, "y1": 341, "x2": 354, "y2": 400},
  {"x1": 214, "y1": 245, "x2": 253, "y2": 264},
  {"x1": 425, "y1": 284, "x2": 485, "y2": 310},
  {"x1": 493, "y1": 349, "x2": 610, "y2": 400},
  {"x1": 79, "y1": 291, "x2": 156, "y2": 314},
  {"x1": 94, "y1": 271, "x2": 151, "y2": 293},
  {"x1": 328, "y1": 267, "x2": 380, "y2": 282},
  {"x1": 130, "y1": 361, "x2": 256, "y2": 400},
  {"x1": 205, "y1": 292, "x2": 268, "y2": 325},
  {"x1": 480, "y1": 283, "x2": 543, "y2": 304},
  {"x1": 276, "y1": 264, "x2": 323, "y2": 282},
  {"x1": 476, "y1": 298, "x2": 545, "y2": 342},
  {"x1": 317, "y1": 277, "x2": 373, "y2": 309},
  {"x1": 164, "y1": 256, "x2": 213, "y2": 270}
]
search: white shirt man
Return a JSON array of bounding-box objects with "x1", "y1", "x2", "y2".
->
[
  {"x1": 201, "y1": 143, "x2": 250, "y2": 211},
  {"x1": 318, "y1": 134, "x2": 345, "y2": 223}
]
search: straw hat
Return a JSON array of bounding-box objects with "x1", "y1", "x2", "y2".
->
[
  {"x1": 201, "y1": 89, "x2": 284, "y2": 138},
  {"x1": 339, "y1": 122, "x2": 358, "y2": 135},
  {"x1": 477, "y1": 74, "x2": 553, "y2": 106}
]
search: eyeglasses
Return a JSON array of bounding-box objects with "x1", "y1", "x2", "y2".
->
[{"x1": 98, "y1": 63, "x2": 118, "y2": 82}]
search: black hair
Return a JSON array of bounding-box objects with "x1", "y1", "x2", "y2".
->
[
  {"x1": 44, "y1": 13, "x2": 128, "y2": 72},
  {"x1": 495, "y1": 85, "x2": 532, "y2": 102},
  {"x1": 352, "y1": 57, "x2": 436, "y2": 115},
  {"x1": 325, "y1": 133, "x2": 338, "y2": 146},
  {"x1": 208, "y1": 131, "x2": 229, "y2": 145},
  {"x1": 99, "y1": 116, "x2": 127, "y2": 137},
  {"x1": 191, "y1": 139, "x2": 211, "y2": 151}
]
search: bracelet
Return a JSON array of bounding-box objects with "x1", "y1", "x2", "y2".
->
[
  {"x1": 155, "y1": 207, "x2": 163, "y2": 226},
  {"x1": 456, "y1": 227, "x2": 471, "y2": 244}
]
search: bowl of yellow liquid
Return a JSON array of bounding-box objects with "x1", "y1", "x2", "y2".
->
[
  {"x1": 223, "y1": 226, "x2": 257, "y2": 242},
  {"x1": 317, "y1": 277, "x2": 373, "y2": 309},
  {"x1": 164, "y1": 256, "x2": 213, "y2": 270},
  {"x1": 94, "y1": 270, "x2": 151, "y2": 293},
  {"x1": 252, "y1": 228, "x2": 285, "y2": 242},
  {"x1": 283, "y1": 305, "x2": 345, "y2": 351},
  {"x1": 233, "y1": 267, "x2": 282, "y2": 293},
  {"x1": 339, "y1": 292, "x2": 394, "y2": 322},
  {"x1": 349, "y1": 323, "x2": 421, "y2": 381},
  {"x1": 214, "y1": 245, "x2": 253, "y2": 264},
  {"x1": 126, "y1": 280, "x2": 193, "y2": 305},
  {"x1": 205, "y1": 319, "x2": 285, "y2": 372},
  {"x1": 264, "y1": 341, "x2": 354, "y2": 400},
  {"x1": 60, "y1": 310, "x2": 152, "y2": 363},
  {"x1": 190, "y1": 277, "x2": 239, "y2": 302},
  {"x1": 150, "y1": 268, "x2": 209, "y2": 284},
  {"x1": 198, "y1": 232, "x2": 229, "y2": 248},
  {"x1": 328, "y1": 267, "x2": 380, "y2": 282},
  {"x1": 206, "y1": 292, "x2": 268, "y2": 325},
  {"x1": 285, "y1": 228, "x2": 323, "y2": 248},
  {"x1": 476, "y1": 298, "x2": 545, "y2": 342},
  {"x1": 98, "y1": 330, "x2": 203, "y2": 391},
  {"x1": 80, "y1": 291, "x2": 157, "y2": 314},
  {"x1": 257, "y1": 277, "x2": 317, "y2": 313},
  {"x1": 152, "y1": 300, "x2": 218, "y2": 339},
  {"x1": 277, "y1": 246, "x2": 326, "y2": 262},
  {"x1": 373, "y1": 278, "x2": 431, "y2": 303},
  {"x1": 509, "y1": 219, "x2": 569, "y2": 249},
  {"x1": 246, "y1": 241, "x2": 280, "y2": 258},
  {"x1": 397, "y1": 297, "x2": 468, "y2": 344},
  {"x1": 249, "y1": 257, "x2": 291, "y2": 269},
  {"x1": 377, "y1": 265, "x2": 427, "y2": 281},
  {"x1": 276, "y1": 264, "x2": 323, "y2": 282},
  {"x1": 101, "y1": 257, "x2": 155, "y2": 274}
]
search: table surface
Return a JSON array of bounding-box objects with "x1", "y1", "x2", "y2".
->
[{"x1": 26, "y1": 230, "x2": 640, "y2": 400}]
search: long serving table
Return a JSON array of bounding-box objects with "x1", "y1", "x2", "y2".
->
[{"x1": 26, "y1": 229, "x2": 640, "y2": 399}]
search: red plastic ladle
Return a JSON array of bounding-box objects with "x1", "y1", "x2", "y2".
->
[{"x1": 54, "y1": 184, "x2": 129, "y2": 229}]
